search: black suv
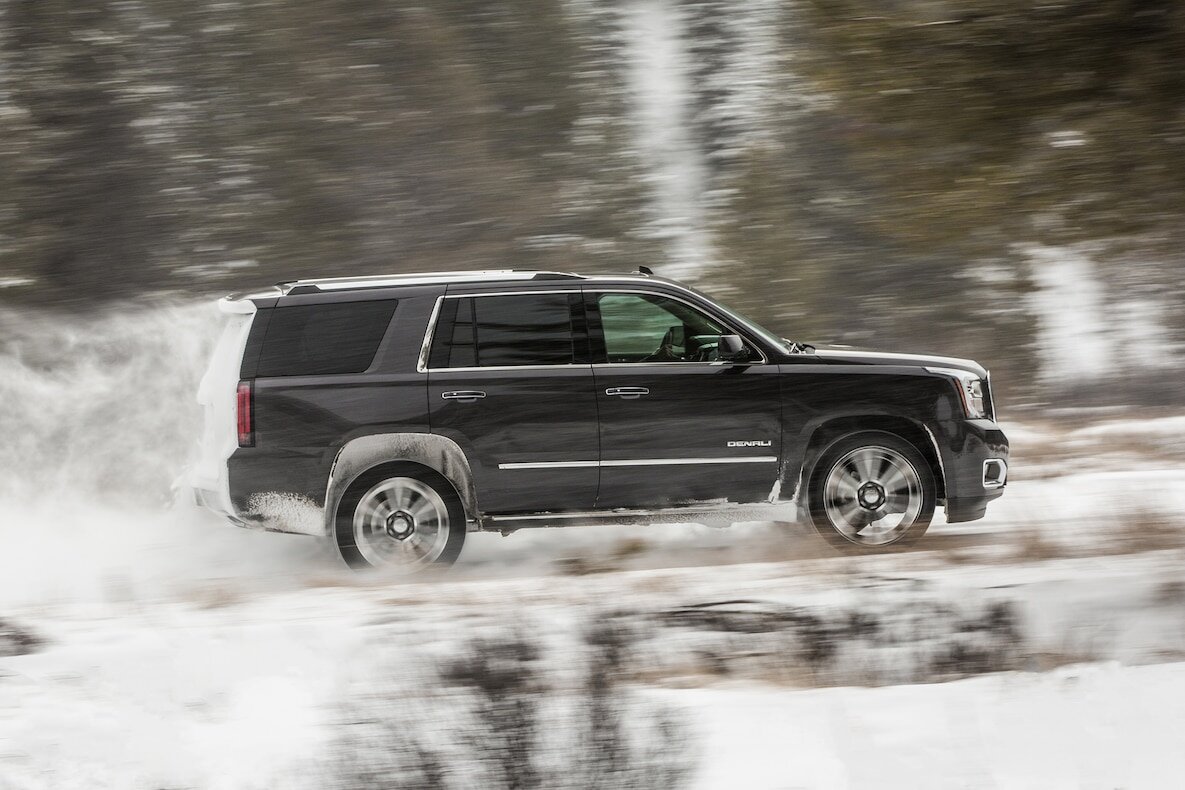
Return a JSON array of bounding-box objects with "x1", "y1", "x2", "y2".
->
[{"x1": 188, "y1": 270, "x2": 1008, "y2": 569}]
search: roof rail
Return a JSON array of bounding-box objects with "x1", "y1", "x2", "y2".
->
[{"x1": 277, "y1": 270, "x2": 584, "y2": 294}]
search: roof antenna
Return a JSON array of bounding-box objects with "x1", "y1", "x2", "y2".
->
[{"x1": 638, "y1": 265, "x2": 653, "y2": 276}]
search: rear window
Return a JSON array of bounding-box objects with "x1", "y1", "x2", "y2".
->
[{"x1": 255, "y1": 300, "x2": 397, "y2": 377}]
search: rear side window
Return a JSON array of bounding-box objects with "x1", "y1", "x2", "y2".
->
[
  {"x1": 255, "y1": 300, "x2": 397, "y2": 377},
  {"x1": 430, "y1": 293, "x2": 577, "y2": 368}
]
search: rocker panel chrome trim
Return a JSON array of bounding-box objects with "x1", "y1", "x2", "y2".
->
[
  {"x1": 486, "y1": 502, "x2": 793, "y2": 522},
  {"x1": 498, "y1": 456, "x2": 777, "y2": 470}
]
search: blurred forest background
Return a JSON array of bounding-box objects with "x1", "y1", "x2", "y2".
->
[{"x1": 1, "y1": 0, "x2": 1183, "y2": 406}]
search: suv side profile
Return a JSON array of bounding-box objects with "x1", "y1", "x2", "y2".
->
[{"x1": 187, "y1": 270, "x2": 1008, "y2": 569}]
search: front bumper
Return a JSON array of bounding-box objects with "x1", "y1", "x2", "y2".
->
[
  {"x1": 935, "y1": 418, "x2": 1009, "y2": 524},
  {"x1": 945, "y1": 492, "x2": 1002, "y2": 523}
]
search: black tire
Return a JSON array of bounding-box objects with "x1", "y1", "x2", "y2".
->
[
  {"x1": 807, "y1": 430, "x2": 936, "y2": 552},
  {"x1": 335, "y1": 463, "x2": 466, "y2": 570}
]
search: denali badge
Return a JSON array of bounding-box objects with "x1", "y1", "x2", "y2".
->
[{"x1": 727, "y1": 440, "x2": 772, "y2": 448}]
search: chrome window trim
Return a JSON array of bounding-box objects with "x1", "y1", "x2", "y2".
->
[
  {"x1": 592, "y1": 361, "x2": 745, "y2": 369},
  {"x1": 416, "y1": 290, "x2": 583, "y2": 374},
  {"x1": 443, "y1": 289, "x2": 582, "y2": 299},
  {"x1": 416, "y1": 295, "x2": 445, "y2": 374},
  {"x1": 598, "y1": 278, "x2": 787, "y2": 353},
  {"x1": 417, "y1": 285, "x2": 771, "y2": 373},
  {"x1": 435, "y1": 364, "x2": 592, "y2": 374},
  {"x1": 498, "y1": 456, "x2": 777, "y2": 470}
]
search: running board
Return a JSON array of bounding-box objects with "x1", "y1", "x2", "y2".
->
[{"x1": 479, "y1": 502, "x2": 798, "y2": 533}]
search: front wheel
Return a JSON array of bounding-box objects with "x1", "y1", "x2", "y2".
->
[
  {"x1": 808, "y1": 431, "x2": 936, "y2": 551},
  {"x1": 335, "y1": 464, "x2": 466, "y2": 570}
]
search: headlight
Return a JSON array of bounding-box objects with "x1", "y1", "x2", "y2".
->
[{"x1": 925, "y1": 367, "x2": 989, "y2": 419}]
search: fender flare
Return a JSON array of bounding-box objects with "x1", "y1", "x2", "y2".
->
[
  {"x1": 324, "y1": 433, "x2": 479, "y2": 535},
  {"x1": 790, "y1": 417, "x2": 947, "y2": 513}
]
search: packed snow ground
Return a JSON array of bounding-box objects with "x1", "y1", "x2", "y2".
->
[{"x1": 3, "y1": 549, "x2": 1185, "y2": 788}]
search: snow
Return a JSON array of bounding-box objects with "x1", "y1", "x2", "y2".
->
[
  {"x1": 4, "y1": 552, "x2": 1185, "y2": 788},
  {"x1": 0, "y1": 600, "x2": 341, "y2": 789},
  {"x1": 1069, "y1": 414, "x2": 1185, "y2": 442},
  {"x1": 243, "y1": 492, "x2": 325, "y2": 537},
  {"x1": 673, "y1": 661, "x2": 1185, "y2": 790}
]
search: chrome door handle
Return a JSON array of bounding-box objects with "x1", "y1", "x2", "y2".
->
[
  {"x1": 605, "y1": 387, "x2": 649, "y2": 399},
  {"x1": 441, "y1": 390, "x2": 486, "y2": 403}
]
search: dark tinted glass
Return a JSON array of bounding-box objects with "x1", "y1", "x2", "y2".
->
[
  {"x1": 429, "y1": 294, "x2": 577, "y2": 368},
  {"x1": 466, "y1": 294, "x2": 575, "y2": 367},
  {"x1": 255, "y1": 300, "x2": 397, "y2": 377},
  {"x1": 447, "y1": 297, "x2": 477, "y2": 368}
]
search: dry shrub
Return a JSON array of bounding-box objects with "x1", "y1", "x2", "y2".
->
[
  {"x1": 0, "y1": 617, "x2": 43, "y2": 657},
  {"x1": 1153, "y1": 579, "x2": 1185, "y2": 606},
  {"x1": 329, "y1": 627, "x2": 694, "y2": 790},
  {"x1": 1007, "y1": 527, "x2": 1067, "y2": 562},
  {"x1": 612, "y1": 538, "x2": 649, "y2": 560},
  {"x1": 630, "y1": 597, "x2": 1024, "y2": 688},
  {"x1": 996, "y1": 507, "x2": 1185, "y2": 564},
  {"x1": 1105, "y1": 509, "x2": 1185, "y2": 555},
  {"x1": 191, "y1": 584, "x2": 243, "y2": 610},
  {"x1": 554, "y1": 556, "x2": 616, "y2": 576}
]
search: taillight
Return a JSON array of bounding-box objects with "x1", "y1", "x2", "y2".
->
[{"x1": 236, "y1": 380, "x2": 254, "y2": 447}]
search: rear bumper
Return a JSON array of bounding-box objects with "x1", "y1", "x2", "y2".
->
[{"x1": 191, "y1": 485, "x2": 252, "y2": 528}]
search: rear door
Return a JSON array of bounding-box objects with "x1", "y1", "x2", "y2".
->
[
  {"x1": 588, "y1": 288, "x2": 783, "y2": 509},
  {"x1": 426, "y1": 289, "x2": 599, "y2": 513}
]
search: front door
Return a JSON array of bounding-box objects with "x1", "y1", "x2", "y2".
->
[
  {"x1": 427, "y1": 290, "x2": 599, "y2": 513},
  {"x1": 588, "y1": 290, "x2": 782, "y2": 509}
]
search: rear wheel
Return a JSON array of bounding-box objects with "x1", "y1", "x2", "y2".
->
[
  {"x1": 335, "y1": 464, "x2": 466, "y2": 570},
  {"x1": 808, "y1": 431, "x2": 935, "y2": 551}
]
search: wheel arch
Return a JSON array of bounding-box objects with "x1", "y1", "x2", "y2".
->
[
  {"x1": 798, "y1": 415, "x2": 946, "y2": 503},
  {"x1": 324, "y1": 433, "x2": 479, "y2": 535}
]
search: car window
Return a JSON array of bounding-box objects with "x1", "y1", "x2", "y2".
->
[
  {"x1": 255, "y1": 299, "x2": 397, "y2": 377},
  {"x1": 597, "y1": 293, "x2": 726, "y2": 363},
  {"x1": 433, "y1": 293, "x2": 577, "y2": 368}
]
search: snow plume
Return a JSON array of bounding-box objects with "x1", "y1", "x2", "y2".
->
[
  {"x1": 0, "y1": 301, "x2": 217, "y2": 503},
  {"x1": 0, "y1": 301, "x2": 325, "y2": 606}
]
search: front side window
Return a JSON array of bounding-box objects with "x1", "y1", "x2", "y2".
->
[
  {"x1": 596, "y1": 292, "x2": 727, "y2": 363},
  {"x1": 430, "y1": 293, "x2": 577, "y2": 368}
]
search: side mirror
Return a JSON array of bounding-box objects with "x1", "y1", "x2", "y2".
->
[{"x1": 718, "y1": 334, "x2": 751, "y2": 363}]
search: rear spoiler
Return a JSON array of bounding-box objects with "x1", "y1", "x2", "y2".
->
[{"x1": 218, "y1": 295, "x2": 265, "y2": 315}]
